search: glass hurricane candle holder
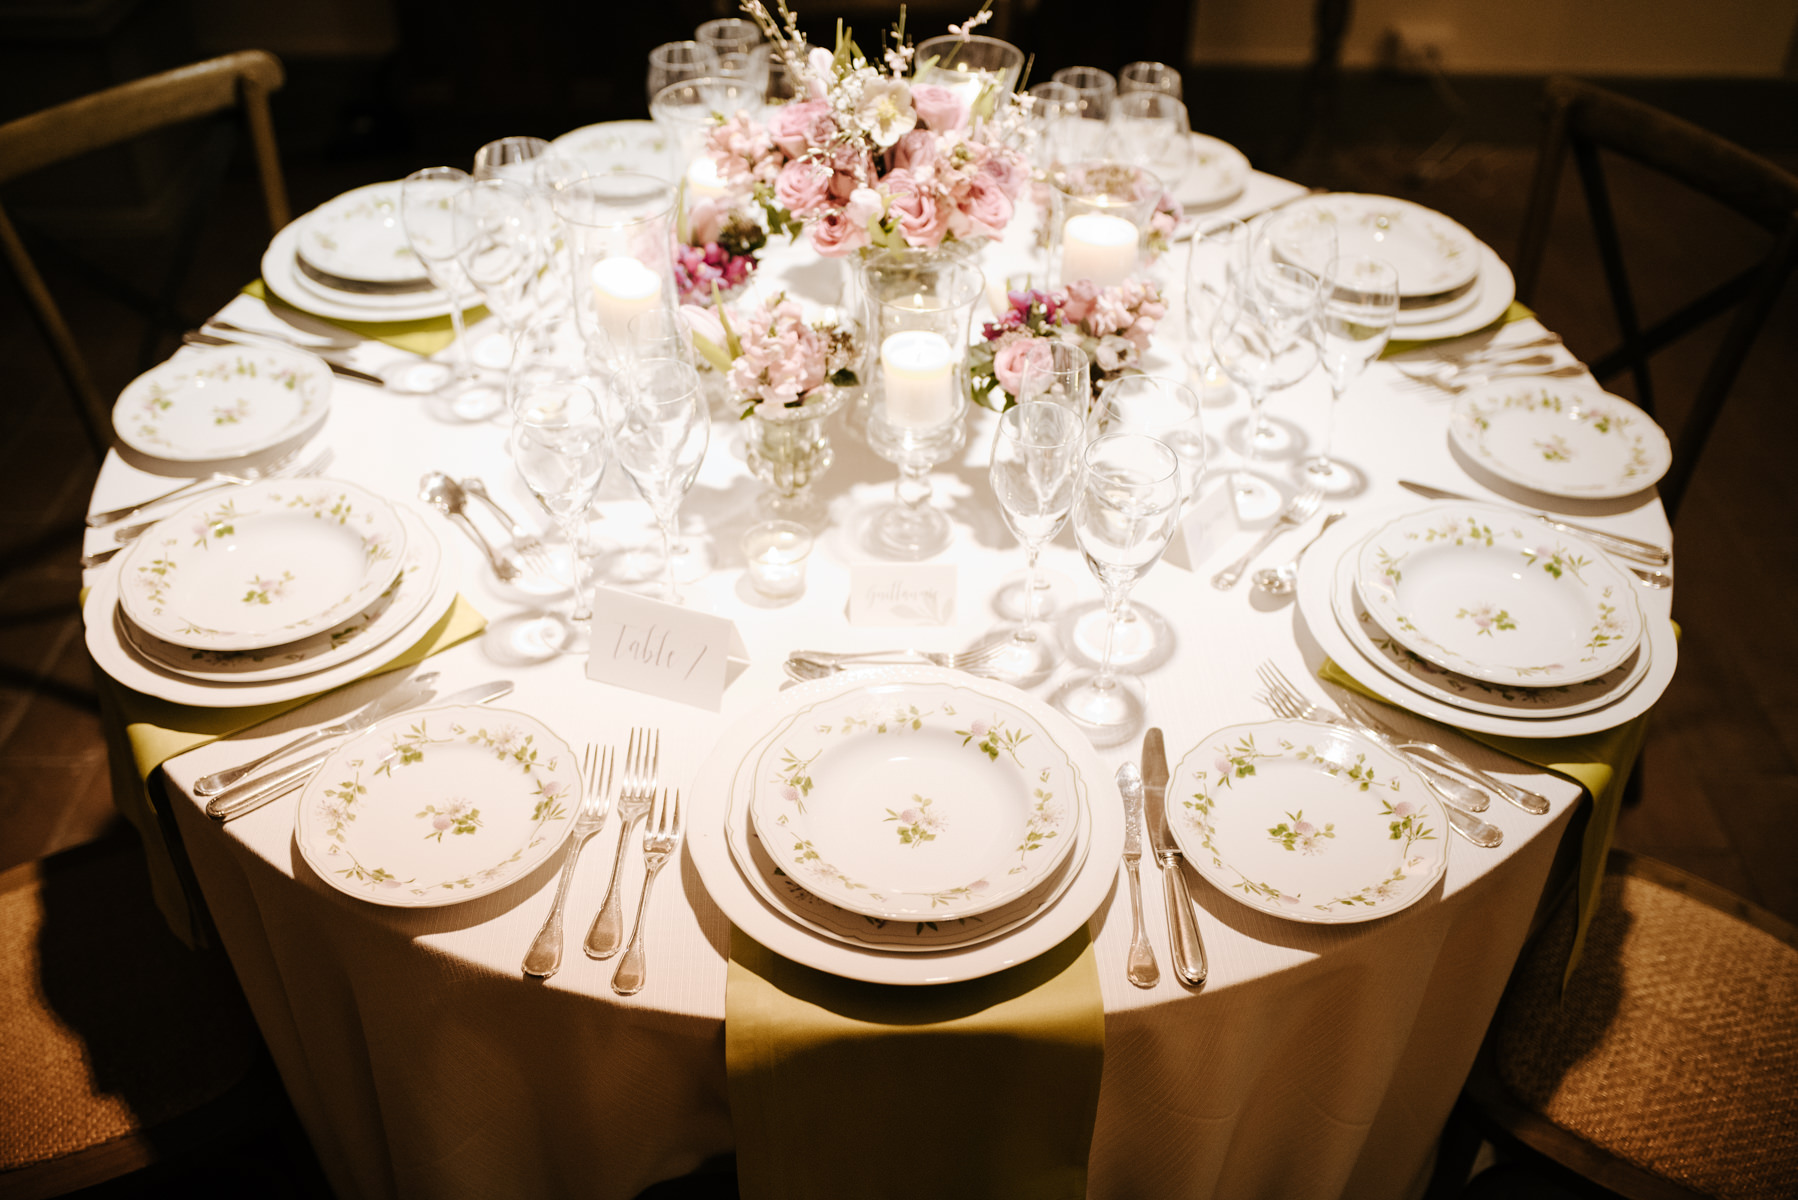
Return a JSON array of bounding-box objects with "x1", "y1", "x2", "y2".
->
[
  {"x1": 912, "y1": 35, "x2": 1026, "y2": 113},
  {"x1": 551, "y1": 173, "x2": 678, "y2": 372},
  {"x1": 1050, "y1": 162, "x2": 1164, "y2": 288}
]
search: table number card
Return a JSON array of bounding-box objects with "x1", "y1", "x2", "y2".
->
[
  {"x1": 585, "y1": 587, "x2": 748, "y2": 711},
  {"x1": 1163, "y1": 482, "x2": 1237, "y2": 572},
  {"x1": 847, "y1": 563, "x2": 957, "y2": 626}
]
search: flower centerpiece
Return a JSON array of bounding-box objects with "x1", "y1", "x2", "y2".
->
[
  {"x1": 674, "y1": 195, "x2": 765, "y2": 304},
  {"x1": 969, "y1": 280, "x2": 1169, "y2": 412}
]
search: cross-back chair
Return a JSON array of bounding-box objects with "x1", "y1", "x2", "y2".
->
[{"x1": 0, "y1": 50, "x2": 291, "y2": 462}]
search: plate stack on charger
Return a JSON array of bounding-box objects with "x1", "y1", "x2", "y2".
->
[
  {"x1": 84, "y1": 478, "x2": 462, "y2": 707},
  {"x1": 1295, "y1": 501, "x2": 1677, "y2": 738},
  {"x1": 688, "y1": 665, "x2": 1125, "y2": 985},
  {"x1": 262, "y1": 181, "x2": 456, "y2": 323}
]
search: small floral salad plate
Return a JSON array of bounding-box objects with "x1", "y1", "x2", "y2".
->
[
  {"x1": 1178, "y1": 133, "x2": 1251, "y2": 209},
  {"x1": 112, "y1": 345, "x2": 331, "y2": 463},
  {"x1": 1274, "y1": 194, "x2": 1481, "y2": 298},
  {"x1": 117, "y1": 478, "x2": 407, "y2": 652},
  {"x1": 1449, "y1": 380, "x2": 1673, "y2": 500},
  {"x1": 1354, "y1": 502, "x2": 1644, "y2": 688},
  {"x1": 547, "y1": 120, "x2": 672, "y2": 180},
  {"x1": 296, "y1": 704, "x2": 580, "y2": 907},
  {"x1": 295, "y1": 181, "x2": 429, "y2": 287},
  {"x1": 747, "y1": 680, "x2": 1082, "y2": 922},
  {"x1": 1170, "y1": 719, "x2": 1449, "y2": 925}
]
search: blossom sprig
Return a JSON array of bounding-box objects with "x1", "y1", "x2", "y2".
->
[
  {"x1": 680, "y1": 292, "x2": 859, "y2": 417},
  {"x1": 968, "y1": 280, "x2": 1169, "y2": 412}
]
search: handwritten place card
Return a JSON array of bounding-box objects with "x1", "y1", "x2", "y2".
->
[
  {"x1": 1163, "y1": 482, "x2": 1237, "y2": 572},
  {"x1": 848, "y1": 563, "x2": 958, "y2": 626},
  {"x1": 585, "y1": 587, "x2": 747, "y2": 711}
]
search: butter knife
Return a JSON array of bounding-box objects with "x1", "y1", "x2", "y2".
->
[
  {"x1": 1142, "y1": 728, "x2": 1208, "y2": 988},
  {"x1": 205, "y1": 680, "x2": 515, "y2": 821},
  {"x1": 1398, "y1": 480, "x2": 1671, "y2": 567},
  {"x1": 1115, "y1": 763, "x2": 1160, "y2": 989},
  {"x1": 1338, "y1": 695, "x2": 1552, "y2": 815}
]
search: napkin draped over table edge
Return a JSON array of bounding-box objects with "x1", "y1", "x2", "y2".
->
[
  {"x1": 726, "y1": 925, "x2": 1104, "y2": 1200},
  {"x1": 240, "y1": 280, "x2": 488, "y2": 357},
  {"x1": 90, "y1": 593, "x2": 488, "y2": 947}
]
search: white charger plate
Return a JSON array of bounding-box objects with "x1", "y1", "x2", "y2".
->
[
  {"x1": 1178, "y1": 133, "x2": 1251, "y2": 209},
  {"x1": 1275, "y1": 193, "x2": 1481, "y2": 298},
  {"x1": 295, "y1": 704, "x2": 580, "y2": 907},
  {"x1": 688, "y1": 666, "x2": 1124, "y2": 985},
  {"x1": 295, "y1": 181, "x2": 431, "y2": 286},
  {"x1": 262, "y1": 220, "x2": 456, "y2": 323},
  {"x1": 1388, "y1": 242, "x2": 1516, "y2": 343},
  {"x1": 1450, "y1": 380, "x2": 1673, "y2": 499},
  {"x1": 1168, "y1": 719, "x2": 1449, "y2": 924},
  {"x1": 112, "y1": 344, "x2": 331, "y2": 463}
]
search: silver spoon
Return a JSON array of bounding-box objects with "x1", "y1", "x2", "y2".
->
[
  {"x1": 1253, "y1": 511, "x2": 1346, "y2": 597},
  {"x1": 419, "y1": 472, "x2": 518, "y2": 581}
]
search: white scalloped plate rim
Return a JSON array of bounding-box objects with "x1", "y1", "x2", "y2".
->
[{"x1": 1450, "y1": 379, "x2": 1673, "y2": 500}]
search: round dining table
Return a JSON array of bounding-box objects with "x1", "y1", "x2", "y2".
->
[{"x1": 83, "y1": 166, "x2": 1674, "y2": 1200}]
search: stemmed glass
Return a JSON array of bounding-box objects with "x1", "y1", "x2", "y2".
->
[
  {"x1": 473, "y1": 136, "x2": 550, "y2": 184},
  {"x1": 1119, "y1": 61, "x2": 1183, "y2": 98},
  {"x1": 1109, "y1": 92, "x2": 1192, "y2": 195},
  {"x1": 614, "y1": 359, "x2": 710, "y2": 603},
  {"x1": 400, "y1": 167, "x2": 485, "y2": 409},
  {"x1": 1014, "y1": 340, "x2": 1092, "y2": 416},
  {"x1": 1209, "y1": 262, "x2": 1322, "y2": 517},
  {"x1": 508, "y1": 379, "x2": 609, "y2": 655},
  {"x1": 1052, "y1": 434, "x2": 1183, "y2": 744},
  {"x1": 1025, "y1": 81, "x2": 1081, "y2": 177},
  {"x1": 1049, "y1": 66, "x2": 1116, "y2": 158},
  {"x1": 1182, "y1": 217, "x2": 1251, "y2": 389},
  {"x1": 987, "y1": 402, "x2": 1083, "y2": 684},
  {"x1": 647, "y1": 41, "x2": 720, "y2": 105},
  {"x1": 1305, "y1": 256, "x2": 1400, "y2": 492}
]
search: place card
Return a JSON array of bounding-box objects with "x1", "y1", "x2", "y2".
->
[
  {"x1": 1162, "y1": 482, "x2": 1237, "y2": 572},
  {"x1": 585, "y1": 587, "x2": 747, "y2": 711},
  {"x1": 847, "y1": 563, "x2": 957, "y2": 626}
]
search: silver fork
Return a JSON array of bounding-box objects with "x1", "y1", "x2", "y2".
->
[
  {"x1": 585, "y1": 728, "x2": 659, "y2": 959},
  {"x1": 522, "y1": 744, "x2": 615, "y2": 979},
  {"x1": 106, "y1": 448, "x2": 336, "y2": 546},
  {"x1": 1211, "y1": 486, "x2": 1323, "y2": 590},
  {"x1": 611, "y1": 786, "x2": 683, "y2": 997},
  {"x1": 1392, "y1": 362, "x2": 1588, "y2": 395},
  {"x1": 86, "y1": 443, "x2": 322, "y2": 529},
  {"x1": 788, "y1": 638, "x2": 1014, "y2": 674},
  {"x1": 459, "y1": 476, "x2": 556, "y2": 579}
]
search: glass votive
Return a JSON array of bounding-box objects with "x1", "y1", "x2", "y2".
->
[{"x1": 742, "y1": 520, "x2": 813, "y2": 599}]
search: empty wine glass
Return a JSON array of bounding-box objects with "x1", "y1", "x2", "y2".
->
[
  {"x1": 474, "y1": 136, "x2": 550, "y2": 184},
  {"x1": 647, "y1": 41, "x2": 720, "y2": 106},
  {"x1": 1049, "y1": 66, "x2": 1115, "y2": 158},
  {"x1": 987, "y1": 402, "x2": 1082, "y2": 683},
  {"x1": 1109, "y1": 92, "x2": 1191, "y2": 194},
  {"x1": 1305, "y1": 255, "x2": 1399, "y2": 492},
  {"x1": 1014, "y1": 339, "x2": 1092, "y2": 416},
  {"x1": 695, "y1": 18, "x2": 770, "y2": 93},
  {"x1": 1052, "y1": 434, "x2": 1183, "y2": 744},
  {"x1": 401, "y1": 167, "x2": 494, "y2": 416},
  {"x1": 614, "y1": 359, "x2": 710, "y2": 602},
  {"x1": 1025, "y1": 81, "x2": 1081, "y2": 177},
  {"x1": 1209, "y1": 262, "x2": 1321, "y2": 516},
  {"x1": 1119, "y1": 61, "x2": 1183, "y2": 98},
  {"x1": 509, "y1": 379, "x2": 609, "y2": 655},
  {"x1": 1182, "y1": 217, "x2": 1251, "y2": 387},
  {"x1": 452, "y1": 178, "x2": 543, "y2": 396}
]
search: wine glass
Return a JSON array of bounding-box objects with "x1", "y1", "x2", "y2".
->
[
  {"x1": 473, "y1": 136, "x2": 550, "y2": 184},
  {"x1": 1209, "y1": 263, "x2": 1322, "y2": 516},
  {"x1": 1305, "y1": 255, "x2": 1400, "y2": 492},
  {"x1": 627, "y1": 307, "x2": 695, "y2": 369},
  {"x1": 987, "y1": 402, "x2": 1082, "y2": 684},
  {"x1": 1014, "y1": 339, "x2": 1091, "y2": 416},
  {"x1": 508, "y1": 379, "x2": 609, "y2": 654},
  {"x1": 1049, "y1": 66, "x2": 1115, "y2": 158},
  {"x1": 1109, "y1": 92, "x2": 1191, "y2": 195},
  {"x1": 1119, "y1": 61, "x2": 1183, "y2": 98},
  {"x1": 452, "y1": 179, "x2": 543, "y2": 398},
  {"x1": 400, "y1": 167, "x2": 488, "y2": 410},
  {"x1": 1025, "y1": 81, "x2": 1081, "y2": 176},
  {"x1": 614, "y1": 358, "x2": 710, "y2": 602},
  {"x1": 1052, "y1": 434, "x2": 1183, "y2": 744},
  {"x1": 1182, "y1": 217, "x2": 1251, "y2": 386},
  {"x1": 695, "y1": 18, "x2": 769, "y2": 93},
  {"x1": 647, "y1": 41, "x2": 720, "y2": 106}
]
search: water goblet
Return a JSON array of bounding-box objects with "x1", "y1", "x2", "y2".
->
[
  {"x1": 1049, "y1": 66, "x2": 1116, "y2": 158},
  {"x1": 1014, "y1": 339, "x2": 1092, "y2": 417},
  {"x1": 1209, "y1": 263, "x2": 1321, "y2": 516},
  {"x1": 987, "y1": 402, "x2": 1083, "y2": 683},
  {"x1": 647, "y1": 41, "x2": 719, "y2": 106},
  {"x1": 1025, "y1": 81, "x2": 1081, "y2": 176},
  {"x1": 614, "y1": 358, "x2": 710, "y2": 602},
  {"x1": 1109, "y1": 92, "x2": 1192, "y2": 195},
  {"x1": 400, "y1": 167, "x2": 489, "y2": 410},
  {"x1": 1304, "y1": 255, "x2": 1399, "y2": 492},
  {"x1": 474, "y1": 136, "x2": 550, "y2": 184},
  {"x1": 1119, "y1": 61, "x2": 1183, "y2": 98},
  {"x1": 508, "y1": 379, "x2": 609, "y2": 654}
]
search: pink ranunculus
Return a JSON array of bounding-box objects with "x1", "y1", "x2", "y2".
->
[
  {"x1": 808, "y1": 205, "x2": 870, "y2": 257},
  {"x1": 768, "y1": 99, "x2": 828, "y2": 158},
  {"x1": 993, "y1": 336, "x2": 1050, "y2": 396},
  {"x1": 959, "y1": 176, "x2": 1013, "y2": 240},
  {"x1": 910, "y1": 84, "x2": 969, "y2": 133},
  {"x1": 774, "y1": 158, "x2": 833, "y2": 217}
]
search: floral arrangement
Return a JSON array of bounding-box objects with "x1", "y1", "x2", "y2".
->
[
  {"x1": 970, "y1": 280, "x2": 1168, "y2": 412},
  {"x1": 674, "y1": 196, "x2": 767, "y2": 304},
  {"x1": 680, "y1": 293, "x2": 859, "y2": 418},
  {"x1": 704, "y1": 0, "x2": 1031, "y2": 257}
]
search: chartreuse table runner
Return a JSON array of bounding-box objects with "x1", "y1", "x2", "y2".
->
[{"x1": 241, "y1": 280, "x2": 487, "y2": 356}]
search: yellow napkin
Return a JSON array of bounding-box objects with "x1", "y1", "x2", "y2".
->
[
  {"x1": 241, "y1": 280, "x2": 489, "y2": 357},
  {"x1": 727, "y1": 926, "x2": 1104, "y2": 1200},
  {"x1": 1382, "y1": 300, "x2": 1535, "y2": 358},
  {"x1": 93, "y1": 596, "x2": 488, "y2": 945},
  {"x1": 1317, "y1": 657, "x2": 1650, "y2": 989}
]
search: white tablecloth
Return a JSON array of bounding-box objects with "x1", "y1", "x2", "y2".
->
[{"x1": 89, "y1": 173, "x2": 1673, "y2": 1200}]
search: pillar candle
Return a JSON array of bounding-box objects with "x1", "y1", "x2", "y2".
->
[
  {"x1": 685, "y1": 157, "x2": 730, "y2": 201},
  {"x1": 880, "y1": 331, "x2": 958, "y2": 429},
  {"x1": 1061, "y1": 212, "x2": 1139, "y2": 287},
  {"x1": 590, "y1": 257, "x2": 663, "y2": 345}
]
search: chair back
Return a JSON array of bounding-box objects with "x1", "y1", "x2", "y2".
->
[
  {"x1": 0, "y1": 51, "x2": 289, "y2": 461},
  {"x1": 1513, "y1": 76, "x2": 1798, "y2": 522}
]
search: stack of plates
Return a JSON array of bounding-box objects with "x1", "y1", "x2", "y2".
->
[
  {"x1": 84, "y1": 479, "x2": 462, "y2": 707},
  {"x1": 262, "y1": 182, "x2": 455, "y2": 323},
  {"x1": 1271, "y1": 194, "x2": 1518, "y2": 341},
  {"x1": 689, "y1": 666, "x2": 1124, "y2": 985},
  {"x1": 112, "y1": 344, "x2": 331, "y2": 468},
  {"x1": 1177, "y1": 133, "x2": 1252, "y2": 210},
  {"x1": 1296, "y1": 502, "x2": 1677, "y2": 738},
  {"x1": 547, "y1": 120, "x2": 672, "y2": 180}
]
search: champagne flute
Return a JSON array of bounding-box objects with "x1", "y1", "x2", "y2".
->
[
  {"x1": 400, "y1": 167, "x2": 484, "y2": 405},
  {"x1": 509, "y1": 379, "x2": 609, "y2": 654},
  {"x1": 1305, "y1": 256, "x2": 1400, "y2": 491},
  {"x1": 988, "y1": 402, "x2": 1083, "y2": 683},
  {"x1": 1052, "y1": 434, "x2": 1183, "y2": 744},
  {"x1": 1209, "y1": 263, "x2": 1321, "y2": 516},
  {"x1": 614, "y1": 358, "x2": 710, "y2": 602}
]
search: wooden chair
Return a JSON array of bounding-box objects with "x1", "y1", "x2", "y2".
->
[
  {"x1": 0, "y1": 50, "x2": 290, "y2": 462},
  {"x1": 1513, "y1": 76, "x2": 1798, "y2": 524},
  {"x1": 1430, "y1": 851, "x2": 1798, "y2": 1199}
]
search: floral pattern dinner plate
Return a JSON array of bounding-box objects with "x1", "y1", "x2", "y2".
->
[
  {"x1": 112, "y1": 345, "x2": 331, "y2": 463},
  {"x1": 295, "y1": 181, "x2": 429, "y2": 286},
  {"x1": 295, "y1": 704, "x2": 580, "y2": 907},
  {"x1": 117, "y1": 478, "x2": 407, "y2": 652},
  {"x1": 1178, "y1": 133, "x2": 1251, "y2": 209},
  {"x1": 1273, "y1": 193, "x2": 1481, "y2": 298},
  {"x1": 1354, "y1": 503, "x2": 1645, "y2": 687},
  {"x1": 747, "y1": 680, "x2": 1081, "y2": 921},
  {"x1": 1450, "y1": 380, "x2": 1672, "y2": 499},
  {"x1": 547, "y1": 120, "x2": 673, "y2": 181},
  {"x1": 1169, "y1": 719, "x2": 1449, "y2": 924}
]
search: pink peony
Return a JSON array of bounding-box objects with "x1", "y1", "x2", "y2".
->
[
  {"x1": 774, "y1": 158, "x2": 833, "y2": 217},
  {"x1": 993, "y1": 336, "x2": 1050, "y2": 396},
  {"x1": 767, "y1": 99, "x2": 829, "y2": 158},
  {"x1": 911, "y1": 84, "x2": 969, "y2": 132}
]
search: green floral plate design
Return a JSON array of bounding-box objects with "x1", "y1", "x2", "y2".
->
[
  {"x1": 117, "y1": 477, "x2": 407, "y2": 652},
  {"x1": 295, "y1": 181, "x2": 429, "y2": 286},
  {"x1": 112, "y1": 344, "x2": 332, "y2": 463},
  {"x1": 547, "y1": 120, "x2": 672, "y2": 181},
  {"x1": 1354, "y1": 502, "x2": 1645, "y2": 687},
  {"x1": 1169, "y1": 719, "x2": 1449, "y2": 925},
  {"x1": 295, "y1": 704, "x2": 580, "y2": 908},
  {"x1": 746, "y1": 680, "x2": 1082, "y2": 921},
  {"x1": 1450, "y1": 380, "x2": 1673, "y2": 499},
  {"x1": 1274, "y1": 193, "x2": 1480, "y2": 297}
]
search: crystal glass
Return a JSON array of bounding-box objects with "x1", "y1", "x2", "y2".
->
[
  {"x1": 452, "y1": 178, "x2": 542, "y2": 392},
  {"x1": 647, "y1": 41, "x2": 719, "y2": 105},
  {"x1": 473, "y1": 136, "x2": 550, "y2": 184},
  {"x1": 1108, "y1": 92, "x2": 1191, "y2": 195},
  {"x1": 987, "y1": 402, "x2": 1082, "y2": 683},
  {"x1": 1052, "y1": 434, "x2": 1182, "y2": 743},
  {"x1": 1050, "y1": 66, "x2": 1116, "y2": 158},
  {"x1": 696, "y1": 18, "x2": 770, "y2": 92},
  {"x1": 1014, "y1": 339, "x2": 1092, "y2": 417},
  {"x1": 650, "y1": 77, "x2": 761, "y2": 184},
  {"x1": 1119, "y1": 61, "x2": 1183, "y2": 98},
  {"x1": 1024, "y1": 81, "x2": 1081, "y2": 176},
  {"x1": 400, "y1": 167, "x2": 484, "y2": 406},
  {"x1": 1305, "y1": 255, "x2": 1399, "y2": 491},
  {"x1": 744, "y1": 386, "x2": 847, "y2": 519},
  {"x1": 614, "y1": 358, "x2": 710, "y2": 602},
  {"x1": 1209, "y1": 263, "x2": 1322, "y2": 515},
  {"x1": 1050, "y1": 162, "x2": 1163, "y2": 288},
  {"x1": 913, "y1": 35, "x2": 1026, "y2": 111},
  {"x1": 508, "y1": 379, "x2": 609, "y2": 654},
  {"x1": 1085, "y1": 374, "x2": 1207, "y2": 503},
  {"x1": 627, "y1": 307, "x2": 695, "y2": 370},
  {"x1": 1182, "y1": 217, "x2": 1251, "y2": 383},
  {"x1": 1251, "y1": 206, "x2": 1339, "y2": 283},
  {"x1": 552, "y1": 173, "x2": 678, "y2": 372}
]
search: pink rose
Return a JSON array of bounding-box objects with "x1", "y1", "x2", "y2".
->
[
  {"x1": 888, "y1": 129, "x2": 938, "y2": 177},
  {"x1": 910, "y1": 84, "x2": 969, "y2": 132},
  {"x1": 979, "y1": 150, "x2": 1027, "y2": 200},
  {"x1": 808, "y1": 205, "x2": 870, "y2": 257},
  {"x1": 959, "y1": 176, "x2": 1013, "y2": 240},
  {"x1": 827, "y1": 142, "x2": 873, "y2": 201},
  {"x1": 774, "y1": 158, "x2": 832, "y2": 217},
  {"x1": 886, "y1": 171, "x2": 951, "y2": 249},
  {"x1": 767, "y1": 99, "x2": 828, "y2": 158},
  {"x1": 993, "y1": 337, "x2": 1050, "y2": 396}
]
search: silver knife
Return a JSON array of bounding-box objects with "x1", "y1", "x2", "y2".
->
[
  {"x1": 1142, "y1": 728, "x2": 1208, "y2": 988},
  {"x1": 205, "y1": 680, "x2": 515, "y2": 821},
  {"x1": 1115, "y1": 763, "x2": 1160, "y2": 989},
  {"x1": 1338, "y1": 694, "x2": 1551, "y2": 816},
  {"x1": 1398, "y1": 480, "x2": 1671, "y2": 567}
]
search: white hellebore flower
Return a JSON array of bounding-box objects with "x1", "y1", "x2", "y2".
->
[{"x1": 857, "y1": 76, "x2": 918, "y2": 148}]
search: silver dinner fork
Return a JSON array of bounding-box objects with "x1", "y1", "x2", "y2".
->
[
  {"x1": 1211, "y1": 486, "x2": 1323, "y2": 591},
  {"x1": 522, "y1": 744, "x2": 614, "y2": 979},
  {"x1": 787, "y1": 638, "x2": 1014, "y2": 675},
  {"x1": 611, "y1": 786, "x2": 684, "y2": 997},
  {"x1": 459, "y1": 476, "x2": 556, "y2": 580},
  {"x1": 584, "y1": 728, "x2": 659, "y2": 959}
]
